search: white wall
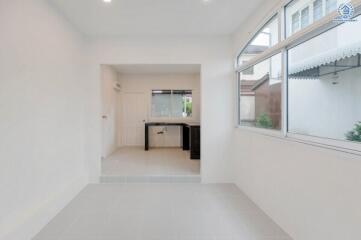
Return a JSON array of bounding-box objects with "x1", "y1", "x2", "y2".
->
[
  {"x1": 118, "y1": 73, "x2": 200, "y2": 147},
  {"x1": 240, "y1": 96, "x2": 255, "y2": 121},
  {"x1": 101, "y1": 65, "x2": 120, "y2": 157},
  {"x1": 289, "y1": 67, "x2": 361, "y2": 140},
  {"x1": 233, "y1": 130, "x2": 361, "y2": 240},
  {"x1": 231, "y1": 1, "x2": 361, "y2": 240},
  {"x1": 85, "y1": 36, "x2": 235, "y2": 183},
  {"x1": 0, "y1": 1, "x2": 88, "y2": 239}
]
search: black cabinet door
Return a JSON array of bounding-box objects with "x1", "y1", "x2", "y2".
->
[{"x1": 190, "y1": 126, "x2": 200, "y2": 160}]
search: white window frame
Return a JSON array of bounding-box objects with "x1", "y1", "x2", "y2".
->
[{"x1": 235, "y1": 0, "x2": 361, "y2": 155}]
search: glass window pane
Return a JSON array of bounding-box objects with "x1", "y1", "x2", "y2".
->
[
  {"x1": 288, "y1": 15, "x2": 361, "y2": 142},
  {"x1": 313, "y1": 0, "x2": 323, "y2": 21},
  {"x1": 151, "y1": 90, "x2": 172, "y2": 117},
  {"x1": 151, "y1": 90, "x2": 192, "y2": 118},
  {"x1": 172, "y1": 90, "x2": 192, "y2": 118},
  {"x1": 239, "y1": 53, "x2": 282, "y2": 130},
  {"x1": 326, "y1": 0, "x2": 337, "y2": 14},
  {"x1": 237, "y1": 16, "x2": 279, "y2": 67},
  {"x1": 301, "y1": 7, "x2": 310, "y2": 28},
  {"x1": 286, "y1": 0, "x2": 349, "y2": 37},
  {"x1": 292, "y1": 12, "x2": 300, "y2": 33}
]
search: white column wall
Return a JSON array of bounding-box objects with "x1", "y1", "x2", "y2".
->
[
  {"x1": 0, "y1": 1, "x2": 88, "y2": 239},
  {"x1": 100, "y1": 65, "x2": 120, "y2": 157}
]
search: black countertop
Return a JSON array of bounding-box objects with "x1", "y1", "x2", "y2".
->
[{"x1": 145, "y1": 122, "x2": 200, "y2": 127}]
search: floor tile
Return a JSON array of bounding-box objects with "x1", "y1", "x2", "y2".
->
[{"x1": 33, "y1": 184, "x2": 292, "y2": 240}]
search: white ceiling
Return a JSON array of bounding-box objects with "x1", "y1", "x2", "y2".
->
[
  {"x1": 48, "y1": 0, "x2": 264, "y2": 36},
  {"x1": 112, "y1": 64, "x2": 201, "y2": 74}
]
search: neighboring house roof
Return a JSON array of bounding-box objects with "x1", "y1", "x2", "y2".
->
[
  {"x1": 240, "y1": 80, "x2": 257, "y2": 96},
  {"x1": 251, "y1": 74, "x2": 270, "y2": 91},
  {"x1": 289, "y1": 41, "x2": 361, "y2": 75},
  {"x1": 240, "y1": 74, "x2": 271, "y2": 95},
  {"x1": 243, "y1": 45, "x2": 268, "y2": 54}
]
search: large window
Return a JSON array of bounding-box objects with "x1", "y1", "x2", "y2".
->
[
  {"x1": 151, "y1": 90, "x2": 192, "y2": 118},
  {"x1": 236, "y1": 0, "x2": 361, "y2": 149},
  {"x1": 237, "y1": 15, "x2": 279, "y2": 67},
  {"x1": 288, "y1": 15, "x2": 361, "y2": 142},
  {"x1": 239, "y1": 53, "x2": 282, "y2": 130}
]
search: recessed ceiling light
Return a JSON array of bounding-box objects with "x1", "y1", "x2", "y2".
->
[{"x1": 103, "y1": 0, "x2": 112, "y2": 3}]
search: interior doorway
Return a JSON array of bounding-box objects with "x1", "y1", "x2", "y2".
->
[{"x1": 100, "y1": 64, "x2": 201, "y2": 183}]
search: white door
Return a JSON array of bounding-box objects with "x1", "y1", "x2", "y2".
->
[
  {"x1": 101, "y1": 78, "x2": 119, "y2": 159},
  {"x1": 122, "y1": 92, "x2": 147, "y2": 146}
]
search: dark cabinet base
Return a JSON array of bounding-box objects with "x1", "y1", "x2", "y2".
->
[
  {"x1": 144, "y1": 122, "x2": 200, "y2": 160},
  {"x1": 189, "y1": 126, "x2": 200, "y2": 160}
]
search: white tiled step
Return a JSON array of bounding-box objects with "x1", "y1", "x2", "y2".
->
[{"x1": 100, "y1": 175, "x2": 201, "y2": 183}]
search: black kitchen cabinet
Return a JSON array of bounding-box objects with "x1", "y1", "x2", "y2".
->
[
  {"x1": 189, "y1": 125, "x2": 200, "y2": 160},
  {"x1": 144, "y1": 122, "x2": 200, "y2": 160}
]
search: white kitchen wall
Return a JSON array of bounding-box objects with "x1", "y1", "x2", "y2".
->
[
  {"x1": 231, "y1": 1, "x2": 361, "y2": 239},
  {"x1": 101, "y1": 65, "x2": 120, "y2": 157},
  {"x1": 85, "y1": 36, "x2": 235, "y2": 183},
  {"x1": 117, "y1": 73, "x2": 200, "y2": 147},
  {"x1": 0, "y1": 1, "x2": 88, "y2": 239}
]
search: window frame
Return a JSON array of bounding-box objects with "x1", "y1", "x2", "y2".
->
[{"x1": 235, "y1": 0, "x2": 361, "y2": 155}]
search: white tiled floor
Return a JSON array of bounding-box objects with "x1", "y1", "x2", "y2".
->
[
  {"x1": 33, "y1": 184, "x2": 292, "y2": 240},
  {"x1": 102, "y1": 147, "x2": 200, "y2": 177}
]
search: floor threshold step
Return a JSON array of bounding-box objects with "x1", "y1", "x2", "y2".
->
[{"x1": 100, "y1": 175, "x2": 201, "y2": 183}]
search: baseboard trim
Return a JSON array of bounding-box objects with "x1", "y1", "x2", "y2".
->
[{"x1": 0, "y1": 174, "x2": 88, "y2": 240}]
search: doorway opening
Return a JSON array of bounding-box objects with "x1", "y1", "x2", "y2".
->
[{"x1": 100, "y1": 64, "x2": 201, "y2": 183}]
